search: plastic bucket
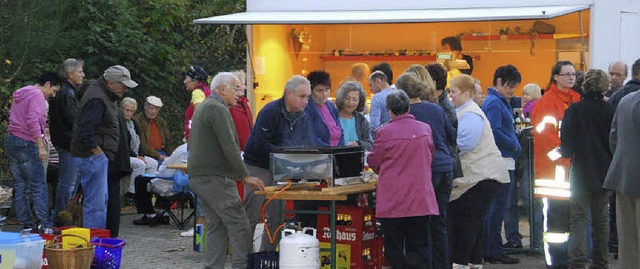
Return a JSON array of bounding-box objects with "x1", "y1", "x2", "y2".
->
[{"x1": 90, "y1": 238, "x2": 125, "y2": 269}]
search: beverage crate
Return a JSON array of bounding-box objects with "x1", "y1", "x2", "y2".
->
[{"x1": 317, "y1": 205, "x2": 376, "y2": 269}]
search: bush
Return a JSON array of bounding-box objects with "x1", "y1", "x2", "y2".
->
[{"x1": 0, "y1": 0, "x2": 247, "y2": 168}]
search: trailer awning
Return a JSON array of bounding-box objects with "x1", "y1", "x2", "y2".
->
[{"x1": 194, "y1": 5, "x2": 590, "y2": 24}]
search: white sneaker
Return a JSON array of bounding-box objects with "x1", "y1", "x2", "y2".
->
[
  {"x1": 452, "y1": 263, "x2": 470, "y2": 269},
  {"x1": 180, "y1": 227, "x2": 194, "y2": 237}
]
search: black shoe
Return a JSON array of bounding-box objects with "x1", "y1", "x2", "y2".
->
[
  {"x1": 485, "y1": 254, "x2": 520, "y2": 264},
  {"x1": 503, "y1": 241, "x2": 523, "y2": 249},
  {"x1": 133, "y1": 215, "x2": 158, "y2": 227},
  {"x1": 158, "y1": 215, "x2": 170, "y2": 225}
]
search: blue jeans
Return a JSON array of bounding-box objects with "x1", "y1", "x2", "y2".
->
[
  {"x1": 504, "y1": 168, "x2": 523, "y2": 245},
  {"x1": 53, "y1": 148, "x2": 79, "y2": 215},
  {"x1": 431, "y1": 171, "x2": 453, "y2": 269},
  {"x1": 74, "y1": 154, "x2": 108, "y2": 228},
  {"x1": 4, "y1": 134, "x2": 52, "y2": 228},
  {"x1": 483, "y1": 170, "x2": 513, "y2": 257}
]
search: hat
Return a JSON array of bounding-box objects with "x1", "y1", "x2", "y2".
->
[
  {"x1": 104, "y1": 65, "x2": 138, "y2": 88},
  {"x1": 186, "y1": 65, "x2": 208, "y2": 83},
  {"x1": 146, "y1": 96, "x2": 163, "y2": 107}
]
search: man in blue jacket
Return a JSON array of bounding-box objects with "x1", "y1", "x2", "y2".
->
[
  {"x1": 243, "y1": 75, "x2": 324, "y2": 251},
  {"x1": 481, "y1": 64, "x2": 522, "y2": 264}
]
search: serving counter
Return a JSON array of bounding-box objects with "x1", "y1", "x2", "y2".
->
[{"x1": 256, "y1": 182, "x2": 377, "y2": 269}]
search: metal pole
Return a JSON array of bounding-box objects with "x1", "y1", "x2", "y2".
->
[
  {"x1": 528, "y1": 132, "x2": 536, "y2": 254},
  {"x1": 330, "y1": 200, "x2": 337, "y2": 269},
  {"x1": 578, "y1": 10, "x2": 588, "y2": 70}
]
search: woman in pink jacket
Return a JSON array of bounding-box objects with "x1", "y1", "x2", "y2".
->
[
  {"x1": 367, "y1": 90, "x2": 439, "y2": 269},
  {"x1": 4, "y1": 72, "x2": 61, "y2": 232}
]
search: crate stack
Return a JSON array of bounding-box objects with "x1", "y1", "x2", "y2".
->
[
  {"x1": 372, "y1": 235, "x2": 390, "y2": 269},
  {"x1": 317, "y1": 205, "x2": 377, "y2": 269}
]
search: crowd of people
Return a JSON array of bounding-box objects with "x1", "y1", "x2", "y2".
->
[{"x1": 6, "y1": 48, "x2": 640, "y2": 268}]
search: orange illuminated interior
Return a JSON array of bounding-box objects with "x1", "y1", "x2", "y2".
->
[{"x1": 250, "y1": 11, "x2": 590, "y2": 113}]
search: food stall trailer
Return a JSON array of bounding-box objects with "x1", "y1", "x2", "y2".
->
[
  {"x1": 196, "y1": 0, "x2": 640, "y2": 112},
  {"x1": 195, "y1": 0, "x2": 640, "y2": 268}
]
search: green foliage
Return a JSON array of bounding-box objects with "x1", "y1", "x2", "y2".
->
[{"x1": 0, "y1": 0, "x2": 247, "y2": 171}]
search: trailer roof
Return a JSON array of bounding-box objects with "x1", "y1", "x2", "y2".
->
[{"x1": 194, "y1": 5, "x2": 589, "y2": 25}]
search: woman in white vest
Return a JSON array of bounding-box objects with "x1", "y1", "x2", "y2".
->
[{"x1": 447, "y1": 74, "x2": 510, "y2": 269}]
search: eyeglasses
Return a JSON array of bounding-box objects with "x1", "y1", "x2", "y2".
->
[
  {"x1": 225, "y1": 85, "x2": 242, "y2": 91},
  {"x1": 557, "y1": 73, "x2": 577, "y2": 77}
]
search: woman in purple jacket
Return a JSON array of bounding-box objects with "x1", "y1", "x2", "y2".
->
[
  {"x1": 4, "y1": 72, "x2": 61, "y2": 231},
  {"x1": 368, "y1": 90, "x2": 439, "y2": 269}
]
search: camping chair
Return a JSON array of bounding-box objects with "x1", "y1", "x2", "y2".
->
[{"x1": 146, "y1": 171, "x2": 197, "y2": 230}]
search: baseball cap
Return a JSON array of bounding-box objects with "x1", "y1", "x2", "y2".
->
[
  {"x1": 104, "y1": 65, "x2": 138, "y2": 88},
  {"x1": 146, "y1": 96, "x2": 163, "y2": 107}
]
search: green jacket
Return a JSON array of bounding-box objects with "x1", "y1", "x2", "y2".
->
[
  {"x1": 188, "y1": 94, "x2": 249, "y2": 179},
  {"x1": 132, "y1": 112, "x2": 173, "y2": 159}
]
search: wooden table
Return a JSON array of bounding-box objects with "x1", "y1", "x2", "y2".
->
[{"x1": 256, "y1": 182, "x2": 376, "y2": 269}]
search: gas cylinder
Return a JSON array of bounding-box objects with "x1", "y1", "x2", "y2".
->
[{"x1": 279, "y1": 227, "x2": 320, "y2": 269}]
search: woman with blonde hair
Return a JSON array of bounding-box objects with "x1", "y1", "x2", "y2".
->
[
  {"x1": 405, "y1": 64, "x2": 437, "y2": 102},
  {"x1": 448, "y1": 74, "x2": 509, "y2": 269},
  {"x1": 396, "y1": 72, "x2": 455, "y2": 269},
  {"x1": 521, "y1": 83, "x2": 542, "y2": 118}
]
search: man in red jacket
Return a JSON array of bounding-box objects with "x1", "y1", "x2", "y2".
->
[{"x1": 230, "y1": 70, "x2": 253, "y2": 151}]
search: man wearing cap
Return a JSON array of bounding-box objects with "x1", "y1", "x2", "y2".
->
[
  {"x1": 71, "y1": 65, "x2": 138, "y2": 228},
  {"x1": 133, "y1": 96, "x2": 173, "y2": 163},
  {"x1": 183, "y1": 65, "x2": 211, "y2": 140}
]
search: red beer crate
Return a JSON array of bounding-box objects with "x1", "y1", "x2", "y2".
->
[
  {"x1": 373, "y1": 236, "x2": 391, "y2": 268},
  {"x1": 317, "y1": 205, "x2": 376, "y2": 242},
  {"x1": 317, "y1": 205, "x2": 376, "y2": 269}
]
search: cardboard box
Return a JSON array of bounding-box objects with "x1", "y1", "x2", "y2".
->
[{"x1": 320, "y1": 242, "x2": 350, "y2": 269}]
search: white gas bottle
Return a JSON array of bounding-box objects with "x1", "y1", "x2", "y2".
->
[{"x1": 279, "y1": 227, "x2": 320, "y2": 269}]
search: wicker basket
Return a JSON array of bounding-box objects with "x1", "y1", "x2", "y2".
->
[{"x1": 45, "y1": 234, "x2": 96, "y2": 269}]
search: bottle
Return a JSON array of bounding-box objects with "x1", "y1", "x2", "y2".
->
[{"x1": 515, "y1": 117, "x2": 522, "y2": 131}]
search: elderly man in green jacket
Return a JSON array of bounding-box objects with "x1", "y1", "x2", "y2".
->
[{"x1": 188, "y1": 72, "x2": 265, "y2": 269}]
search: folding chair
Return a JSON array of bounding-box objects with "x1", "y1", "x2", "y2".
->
[{"x1": 147, "y1": 171, "x2": 197, "y2": 230}]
